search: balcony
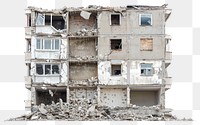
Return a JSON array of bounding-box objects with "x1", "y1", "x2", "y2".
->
[
  {"x1": 33, "y1": 75, "x2": 61, "y2": 84},
  {"x1": 25, "y1": 27, "x2": 35, "y2": 38},
  {"x1": 25, "y1": 76, "x2": 32, "y2": 89},
  {"x1": 24, "y1": 100, "x2": 31, "y2": 111},
  {"x1": 25, "y1": 52, "x2": 31, "y2": 63},
  {"x1": 164, "y1": 77, "x2": 172, "y2": 90},
  {"x1": 165, "y1": 51, "x2": 172, "y2": 67}
]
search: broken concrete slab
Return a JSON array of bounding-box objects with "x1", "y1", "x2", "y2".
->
[
  {"x1": 80, "y1": 11, "x2": 91, "y2": 19},
  {"x1": 8, "y1": 99, "x2": 192, "y2": 121}
]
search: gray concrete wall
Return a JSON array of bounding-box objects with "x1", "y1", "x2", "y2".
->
[
  {"x1": 69, "y1": 13, "x2": 97, "y2": 34},
  {"x1": 98, "y1": 61, "x2": 128, "y2": 85},
  {"x1": 69, "y1": 38, "x2": 97, "y2": 58},
  {"x1": 127, "y1": 10, "x2": 165, "y2": 35},
  {"x1": 98, "y1": 36, "x2": 128, "y2": 60},
  {"x1": 98, "y1": 11, "x2": 127, "y2": 35},
  {"x1": 98, "y1": 60, "x2": 163, "y2": 85},
  {"x1": 129, "y1": 60, "x2": 163, "y2": 84},
  {"x1": 69, "y1": 62, "x2": 97, "y2": 80},
  {"x1": 128, "y1": 36, "x2": 165, "y2": 59},
  {"x1": 70, "y1": 88, "x2": 97, "y2": 101},
  {"x1": 100, "y1": 88, "x2": 127, "y2": 107},
  {"x1": 98, "y1": 35, "x2": 165, "y2": 60},
  {"x1": 130, "y1": 90, "x2": 159, "y2": 106},
  {"x1": 98, "y1": 10, "x2": 165, "y2": 35}
]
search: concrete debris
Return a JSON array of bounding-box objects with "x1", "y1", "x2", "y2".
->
[
  {"x1": 69, "y1": 28, "x2": 97, "y2": 36},
  {"x1": 8, "y1": 99, "x2": 192, "y2": 121},
  {"x1": 49, "y1": 90, "x2": 54, "y2": 97},
  {"x1": 80, "y1": 11, "x2": 91, "y2": 20},
  {"x1": 69, "y1": 76, "x2": 98, "y2": 86},
  {"x1": 70, "y1": 56, "x2": 97, "y2": 61}
]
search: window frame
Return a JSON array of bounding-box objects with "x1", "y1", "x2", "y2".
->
[
  {"x1": 110, "y1": 39, "x2": 122, "y2": 51},
  {"x1": 36, "y1": 13, "x2": 65, "y2": 30},
  {"x1": 110, "y1": 13, "x2": 121, "y2": 26},
  {"x1": 140, "y1": 63, "x2": 153, "y2": 76},
  {"x1": 111, "y1": 64, "x2": 122, "y2": 76},
  {"x1": 139, "y1": 14, "x2": 152, "y2": 26},
  {"x1": 35, "y1": 38, "x2": 60, "y2": 51},
  {"x1": 140, "y1": 38, "x2": 153, "y2": 51},
  {"x1": 35, "y1": 63, "x2": 61, "y2": 76}
]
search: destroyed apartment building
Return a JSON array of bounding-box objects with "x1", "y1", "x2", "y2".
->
[{"x1": 24, "y1": 5, "x2": 172, "y2": 119}]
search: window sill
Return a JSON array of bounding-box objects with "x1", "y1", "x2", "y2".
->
[
  {"x1": 111, "y1": 49, "x2": 122, "y2": 51},
  {"x1": 35, "y1": 75, "x2": 60, "y2": 77},
  {"x1": 111, "y1": 75, "x2": 122, "y2": 77},
  {"x1": 139, "y1": 25, "x2": 152, "y2": 27},
  {"x1": 110, "y1": 24, "x2": 121, "y2": 26},
  {"x1": 35, "y1": 50, "x2": 60, "y2": 52},
  {"x1": 140, "y1": 75, "x2": 153, "y2": 77}
]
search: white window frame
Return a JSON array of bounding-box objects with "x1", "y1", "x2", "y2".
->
[
  {"x1": 110, "y1": 13, "x2": 121, "y2": 25},
  {"x1": 36, "y1": 38, "x2": 60, "y2": 51},
  {"x1": 36, "y1": 13, "x2": 52, "y2": 26},
  {"x1": 35, "y1": 63, "x2": 61, "y2": 76},
  {"x1": 140, "y1": 63, "x2": 153, "y2": 76},
  {"x1": 139, "y1": 14, "x2": 152, "y2": 26}
]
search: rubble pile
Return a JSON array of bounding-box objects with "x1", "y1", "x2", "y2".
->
[
  {"x1": 8, "y1": 99, "x2": 192, "y2": 121},
  {"x1": 68, "y1": 28, "x2": 97, "y2": 37},
  {"x1": 69, "y1": 76, "x2": 98, "y2": 86}
]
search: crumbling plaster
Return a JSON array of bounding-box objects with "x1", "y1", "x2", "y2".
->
[
  {"x1": 129, "y1": 61, "x2": 163, "y2": 84},
  {"x1": 100, "y1": 88, "x2": 127, "y2": 107},
  {"x1": 98, "y1": 60, "x2": 127, "y2": 85},
  {"x1": 98, "y1": 60, "x2": 163, "y2": 85}
]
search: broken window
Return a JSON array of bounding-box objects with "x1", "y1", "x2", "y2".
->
[
  {"x1": 111, "y1": 65, "x2": 122, "y2": 76},
  {"x1": 45, "y1": 15, "x2": 51, "y2": 25},
  {"x1": 36, "y1": 89, "x2": 66, "y2": 105},
  {"x1": 141, "y1": 63, "x2": 153, "y2": 76},
  {"x1": 36, "y1": 13, "x2": 65, "y2": 30},
  {"x1": 36, "y1": 38, "x2": 60, "y2": 51},
  {"x1": 111, "y1": 39, "x2": 122, "y2": 50},
  {"x1": 140, "y1": 38, "x2": 153, "y2": 51},
  {"x1": 27, "y1": 14, "x2": 31, "y2": 26},
  {"x1": 45, "y1": 64, "x2": 51, "y2": 75},
  {"x1": 52, "y1": 16, "x2": 65, "y2": 30},
  {"x1": 36, "y1": 64, "x2": 43, "y2": 75},
  {"x1": 52, "y1": 65, "x2": 59, "y2": 74},
  {"x1": 36, "y1": 64, "x2": 60, "y2": 75},
  {"x1": 27, "y1": 39, "x2": 31, "y2": 52},
  {"x1": 111, "y1": 14, "x2": 121, "y2": 25},
  {"x1": 36, "y1": 13, "x2": 45, "y2": 25},
  {"x1": 140, "y1": 14, "x2": 152, "y2": 26}
]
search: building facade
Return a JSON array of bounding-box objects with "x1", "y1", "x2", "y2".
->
[{"x1": 24, "y1": 5, "x2": 172, "y2": 110}]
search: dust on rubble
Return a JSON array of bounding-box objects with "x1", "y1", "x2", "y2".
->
[{"x1": 8, "y1": 99, "x2": 192, "y2": 121}]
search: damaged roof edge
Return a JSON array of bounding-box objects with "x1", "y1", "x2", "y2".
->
[
  {"x1": 26, "y1": 4, "x2": 170, "y2": 14},
  {"x1": 165, "y1": 9, "x2": 172, "y2": 21}
]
